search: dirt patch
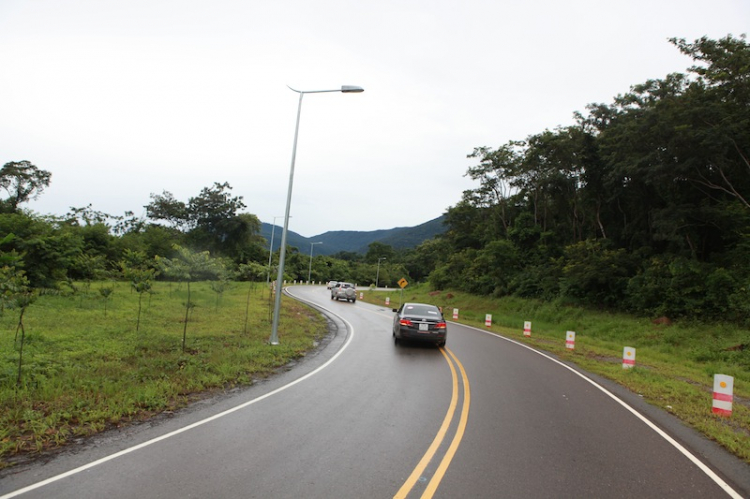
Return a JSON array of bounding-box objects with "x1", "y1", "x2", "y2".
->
[
  {"x1": 584, "y1": 352, "x2": 621, "y2": 364},
  {"x1": 652, "y1": 316, "x2": 672, "y2": 326}
]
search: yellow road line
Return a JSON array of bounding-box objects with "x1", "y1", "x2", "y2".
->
[
  {"x1": 421, "y1": 348, "x2": 471, "y2": 498},
  {"x1": 393, "y1": 347, "x2": 471, "y2": 499},
  {"x1": 393, "y1": 348, "x2": 459, "y2": 499}
]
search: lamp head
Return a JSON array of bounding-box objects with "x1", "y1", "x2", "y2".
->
[{"x1": 341, "y1": 85, "x2": 364, "y2": 93}]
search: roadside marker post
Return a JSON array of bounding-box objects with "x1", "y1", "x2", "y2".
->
[
  {"x1": 566, "y1": 331, "x2": 576, "y2": 349},
  {"x1": 485, "y1": 314, "x2": 492, "y2": 327},
  {"x1": 712, "y1": 374, "x2": 734, "y2": 417},
  {"x1": 453, "y1": 308, "x2": 459, "y2": 320},
  {"x1": 359, "y1": 292, "x2": 363, "y2": 299},
  {"x1": 523, "y1": 321, "x2": 531, "y2": 337},
  {"x1": 386, "y1": 297, "x2": 390, "y2": 306},
  {"x1": 623, "y1": 347, "x2": 636, "y2": 369}
]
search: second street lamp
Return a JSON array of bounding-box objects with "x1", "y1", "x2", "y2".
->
[
  {"x1": 308, "y1": 242, "x2": 322, "y2": 284},
  {"x1": 270, "y1": 85, "x2": 364, "y2": 345}
]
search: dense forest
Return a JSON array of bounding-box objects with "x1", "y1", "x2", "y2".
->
[
  {"x1": 425, "y1": 35, "x2": 750, "y2": 322},
  {"x1": 1, "y1": 34, "x2": 748, "y2": 323}
]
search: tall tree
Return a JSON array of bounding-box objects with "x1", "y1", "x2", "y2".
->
[
  {"x1": 146, "y1": 183, "x2": 262, "y2": 262},
  {"x1": 145, "y1": 191, "x2": 189, "y2": 230},
  {"x1": 0, "y1": 161, "x2": 51, "y2": 214},
  {"x1": 187, "y1": 182, "x2": 246, "y2": 232}
]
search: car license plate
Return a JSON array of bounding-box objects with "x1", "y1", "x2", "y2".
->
[{"x1": 419, "y1": 323, "x2": 429, "y2": 331}]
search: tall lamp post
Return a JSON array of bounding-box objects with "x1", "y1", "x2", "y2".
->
[
  {"x1": 308, "y1": 242, "x2": 322, "y2": 284},
  {"x1": 376, "y1": 257, "x2": 386, "y2": 288},
  {"x1": 266, "y1": 215, "x2": 284, "y2": 286},
  {"x1": 270, "y1": 85, "x2": 364, "y2": 345}
]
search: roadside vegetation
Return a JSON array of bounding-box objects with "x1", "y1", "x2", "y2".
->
[
  {"x1": 361, "y1": 284, "x2": 750, "y2": 464},
  {"x1": 0, "y1": 281, "x2": 325, "y2": 469}
]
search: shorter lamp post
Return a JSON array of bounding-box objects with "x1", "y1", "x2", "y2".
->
[
  {"x1": 376, "y1": 257, "x2": 386, "y2": 288},
  {"x1": 308, "y1": 242, "x2": 322, "y2": 284}
]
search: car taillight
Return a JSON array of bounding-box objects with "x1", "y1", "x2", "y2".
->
[
  {"x1": 436, "y1": 322, "x2": 447, "y2": 329},
  {"x1": 400, "y1": 319, "x2": 413, "y2": 327}
]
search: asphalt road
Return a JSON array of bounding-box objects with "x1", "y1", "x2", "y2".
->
[{"x1": 1, "y1": 286, "x2": 748, "y2": 498}]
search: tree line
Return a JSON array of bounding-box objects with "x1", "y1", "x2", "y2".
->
[
  {"x1": 0, "y1": 164, "x2": 410, "y2": 293},
  {"x1": 421, "y1": 35, "x2": 750, "y2": 323}
]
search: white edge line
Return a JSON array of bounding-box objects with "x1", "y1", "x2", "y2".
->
[
  {"x1": 1, "y1": 288, "x2": 354, "y2": 499},
  {"x1": 456, "y1": 322, "x2": 743, "y2": 499}
]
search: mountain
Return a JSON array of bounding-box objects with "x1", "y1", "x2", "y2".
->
[{"x1": 259, "y1": 216, "x2": 446, "y2": 255}]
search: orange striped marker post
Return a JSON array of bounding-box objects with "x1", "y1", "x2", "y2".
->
[
  {"x1": 712, "y1": 374, "x2": 734, "y2": 417},
  {"x1": 452, "y1": 308, "x2": 459, "y2": 320},
  {"x1": 523, "y1": 321, "x2": 531, "y2": 337},
  {"x1": 623, "y1": 347, "x2": 636, "y2": 369},
  {"x1": 386, "y1": 297, "x2": 390, "y2": 306},
  {"x1": 565, "y1": 331, "x2": 576, "y2": 349},
  {"x1": 359, "y1": 292, "x2": 363, "y2": 299},
  {"x1": 485, "y1": 314, "x2": 492, "y2": 327}
]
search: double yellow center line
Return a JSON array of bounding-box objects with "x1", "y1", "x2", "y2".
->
[{"x1": 394, "y1": 347, "x2": 471, "y2": 499}]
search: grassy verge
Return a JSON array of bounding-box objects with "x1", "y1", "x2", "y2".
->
[
  {"x1": 0, "y1": 281, "x2": 325, "y2": 468},
  {"x1": 360, "y1": 284, "x2": 750, "y2": 463}
]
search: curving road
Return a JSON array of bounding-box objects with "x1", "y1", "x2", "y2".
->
[{"x1": 1, "y1": 286, "x2": 748, "y2": 498}]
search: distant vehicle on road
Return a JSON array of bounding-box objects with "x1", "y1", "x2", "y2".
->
[
  {"x1": 392, "y1": 302, "x2": 447, "y2": 347},
  {"x1": 331, "y1": 282, "x2": 356, "y2": 302}
]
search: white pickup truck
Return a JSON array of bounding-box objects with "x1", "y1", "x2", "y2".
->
[{"x1": 330, "y1": 282, "x2": 356, "y2": 303}]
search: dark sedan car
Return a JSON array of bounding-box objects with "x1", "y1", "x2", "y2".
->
[{"x1": 392, "y1": 302, "x2": 447, "y2": 346}]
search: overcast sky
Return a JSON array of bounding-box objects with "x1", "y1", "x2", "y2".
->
[{"x1": 1, "y1": 1, "x2": 748, "y2": 237}]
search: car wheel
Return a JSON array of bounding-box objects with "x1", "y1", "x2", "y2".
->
[{"x1": 352, "y1": 299, "x2": 356, "y2": 303}]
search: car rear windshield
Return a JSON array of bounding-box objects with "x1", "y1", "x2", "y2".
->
[{"x1": 403, "y1": 304, "x2": 440, "y2": 317}]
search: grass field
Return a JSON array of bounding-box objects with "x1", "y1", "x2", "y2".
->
[
  {"x1": 360, "y1": 284, "x2": 750, "y2": 464},
  {"x1": 0, "y1": 280, "x2": 326, "y2": 468}
]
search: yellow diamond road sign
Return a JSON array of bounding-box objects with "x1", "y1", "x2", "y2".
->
[{"x1": 398, "y1": 278, "x2": 408, "y2": 289}]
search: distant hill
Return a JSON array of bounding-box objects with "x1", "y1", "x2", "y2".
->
[
  {"x1": 259, "y1": 216, "x2": 446, "y2": 255},
  {"x1": 374, "y1": 217, "x2": 447, "y2": 252}
]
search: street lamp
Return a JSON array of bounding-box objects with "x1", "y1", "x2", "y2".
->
[
  {"x1": 270, "y1": 85, "x2": 364, "y2": 345},
  {"x1": 308, "y1": 242, "x2": 322, "y2": 284},
  {"x1": 266, "y1": 216, "x2": 283, "y2": 286},
  {"x1": 376, "y1": 257, "x2": 386, "y2": 288}
]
